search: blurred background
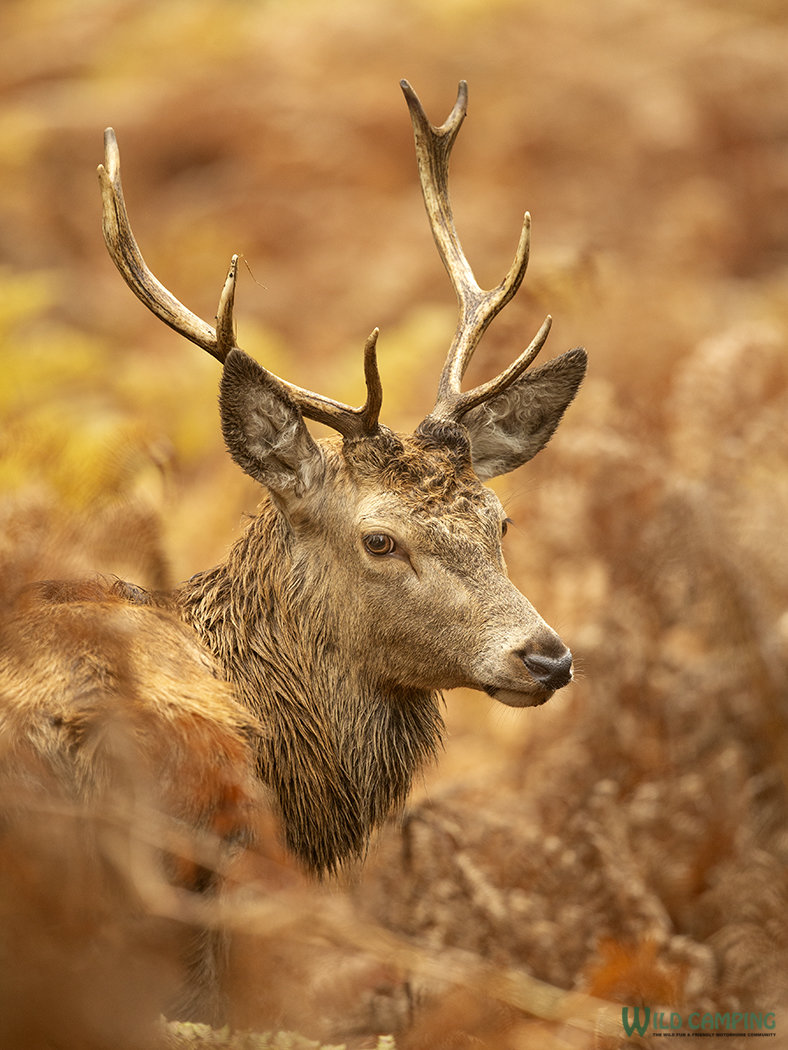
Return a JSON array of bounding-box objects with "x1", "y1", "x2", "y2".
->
[{"x1": 1, "y1": 0, "x2": 787, "y2": 1045}]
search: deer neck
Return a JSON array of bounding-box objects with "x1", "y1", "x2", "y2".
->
[{"x1": 176, "y1": 501, "x2": 444, "y2": 874}]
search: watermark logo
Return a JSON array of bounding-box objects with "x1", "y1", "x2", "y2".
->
[
  {"x1": 622, "y1": 1006, "x2": 651, "y2": 1037},
  {"x1": 621, "y1": 1005, "x2": 777, "y2": 1039}
]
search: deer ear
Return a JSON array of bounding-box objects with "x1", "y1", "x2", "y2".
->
[
  {"x1": 462, "y1": 347, "x2": 587, "y2": 481},
  {"x1": 219, "y1": 348, "x2": 325, "y2": 497}
]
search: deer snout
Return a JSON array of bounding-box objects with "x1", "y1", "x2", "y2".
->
[{"x1": 519, "y1": 641, "x2": 573, "y2": 692}]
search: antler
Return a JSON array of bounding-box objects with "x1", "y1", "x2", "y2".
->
[
  {"x1": 401, "y1": 80, "x2": 552, "y2": 422},
  {"x1": 98, "y1": 128, "x2": 382, "y2": 440}
]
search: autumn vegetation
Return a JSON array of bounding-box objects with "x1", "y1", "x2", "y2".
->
[{"x1": 1, "y1": 0, "x2": 787, "y2": 1047}]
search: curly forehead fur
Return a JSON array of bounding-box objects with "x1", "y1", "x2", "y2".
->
[{"x1": 346, "y1": 424, "x2": 478, "y2": 493}]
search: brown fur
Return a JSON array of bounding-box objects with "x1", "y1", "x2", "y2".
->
[{"x1": 0, "y1": 584, "x2": 264, "y2": 1033}]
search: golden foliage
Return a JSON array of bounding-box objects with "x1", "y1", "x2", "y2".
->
[{"x1": 1, "y1": 0, "x2": 787, "y2": 1047}]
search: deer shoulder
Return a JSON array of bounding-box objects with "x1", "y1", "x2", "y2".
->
[{"x1": 0, "y1": 579, "x2": 263, "y2": 848}]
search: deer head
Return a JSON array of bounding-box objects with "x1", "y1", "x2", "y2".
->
[{"x1": 97, "y1": 82, "x2": 586, "y2": 720}]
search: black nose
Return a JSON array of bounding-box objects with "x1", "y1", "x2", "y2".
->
[{"x1": 521, "y1": 647, "x2": 573, "y2": 691}]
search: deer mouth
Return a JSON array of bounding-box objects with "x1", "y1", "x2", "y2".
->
[{"x1": 483, "y1": 685, "x2": 556, "y2": 708}]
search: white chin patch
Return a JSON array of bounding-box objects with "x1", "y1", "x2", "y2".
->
[{"x1": 492, "y1": 687, "x2": 554, "y2": 709}]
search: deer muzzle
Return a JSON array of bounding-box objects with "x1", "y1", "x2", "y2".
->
[{"x1": 476, "y1": 595, "x2": 574, "y2": 707}]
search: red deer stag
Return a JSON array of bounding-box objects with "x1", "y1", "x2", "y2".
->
[{"x1": 0, "y1": 81, "x2": 586, "y2": 1032}]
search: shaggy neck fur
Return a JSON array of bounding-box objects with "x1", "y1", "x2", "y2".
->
[{"x1": 176, "y1": 499, "x2": 444, "y2": 875}]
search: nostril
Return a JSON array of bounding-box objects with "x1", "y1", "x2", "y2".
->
[{"x1": 521, "y1": 648, "x2": 573, "y2": 691}]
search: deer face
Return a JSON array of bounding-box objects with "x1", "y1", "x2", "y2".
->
[
  {"x1": 219, "y1": 350, "x2": 581, "y2": 707},
  {"x1": 339, "y1": 434, "x2": 571, "y2": 706}
]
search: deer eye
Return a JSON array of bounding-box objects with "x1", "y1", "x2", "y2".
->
[
  {"x1": 363, "y1": 533, "x2": 396, "y2": 556},
  {"x1": 501, "y1": 517, "x2": 513, "y2": 538}
]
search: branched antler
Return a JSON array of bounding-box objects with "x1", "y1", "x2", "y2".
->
[
  {"x1": 98, "y1": 128, "x2": 382, "y2": 439},
  {"x1": 101, "y1": 82, "x2": 552, "y2": 438},
  {"x1": 401, "y1": 80, "x2": 552, "y2": 421}
]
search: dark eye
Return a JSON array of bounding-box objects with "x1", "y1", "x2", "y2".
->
[
  {"x1": 501, "y1": 517, "x2": 513, "y2": 538},
  {"x1": 363, "y1": 533, "x2": 396, "y2": 556}
]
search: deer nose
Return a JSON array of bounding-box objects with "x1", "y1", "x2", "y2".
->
[{"x1": 521, "y1": 646, "x2": 574, "y2": 691}]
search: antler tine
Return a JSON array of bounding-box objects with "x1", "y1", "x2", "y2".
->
[
  {"x1": 99, "y1": 128, "x2": 225, "y2": 361},
  {"x1": 269, "y1": 327, "x2": 383, "y2": 438},
  {"x1": 98, "y1": 127, "x2": 382, "y2": 440},
  {"x1": 401, "y1": 80, "x2": 551, "y2": 421}
]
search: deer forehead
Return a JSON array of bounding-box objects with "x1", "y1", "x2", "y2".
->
[{"x1": 324, "y1": 436, "x2": 507, "y2": 549}]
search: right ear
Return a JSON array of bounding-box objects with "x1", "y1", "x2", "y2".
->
[
  {"x1": 461, "y1": 347, "x2": 587, "y2": 481},
  {"x1": 219, "y1": 348, "x2": 325, "y2": 499}
]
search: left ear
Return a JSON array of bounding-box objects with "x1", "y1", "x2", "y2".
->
[
  {"x1": 219, "y1": 348, "x2": 326, "y2": 500},
  {"x1": 462, "y1": 347, "x2": 587, "y2": 481}
]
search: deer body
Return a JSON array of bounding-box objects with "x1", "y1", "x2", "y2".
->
[{"x1": 0, "y1": 81, "x2": 587, "y2": 1033}]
